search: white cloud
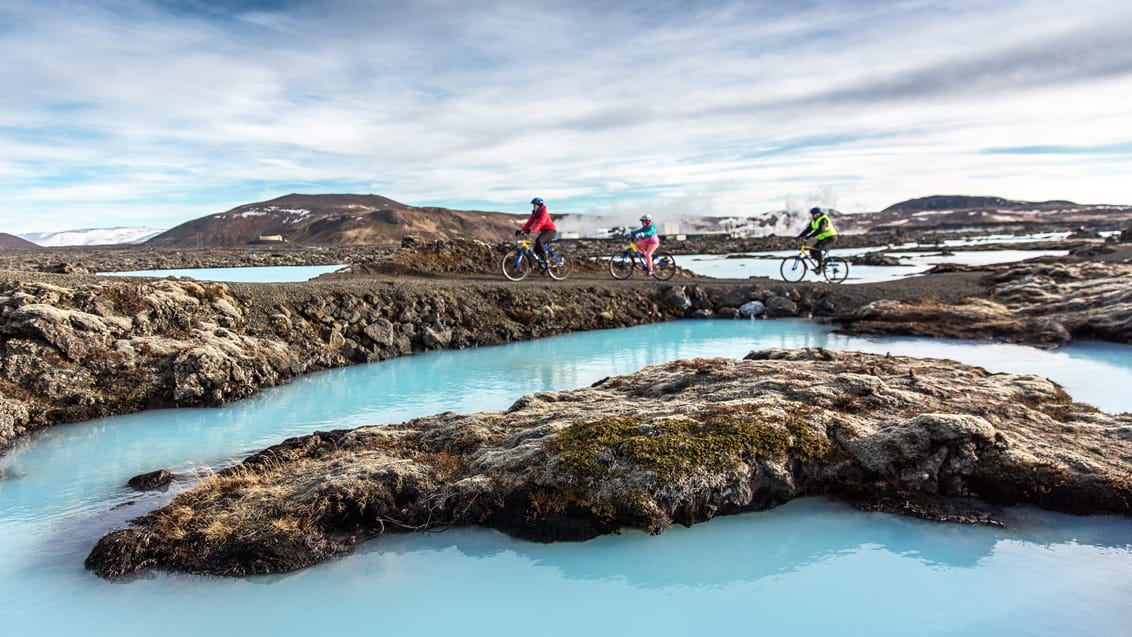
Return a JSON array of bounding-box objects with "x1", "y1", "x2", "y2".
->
[{"x1": 1, "y1": 0, "x2": 1131, "y2": 233}]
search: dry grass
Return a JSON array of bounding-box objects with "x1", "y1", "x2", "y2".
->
[
  {"x1": 270, "y1": 515, "x2": 315, "y2": 534},
  {"x1": 203, "y1": 519, "x2": 236, "y2": 542},
  {"x1": 149, "y1": 505, "x2": 195, "y2": 541},
  {"x1": 412, "y1": 450, "x2": 467, "y2": 480}
]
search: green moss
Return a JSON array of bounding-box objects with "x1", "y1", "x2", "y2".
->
[
  {"x1": 552, "y1": 409, "x2": 819, "y2": 483},
  {"x1": 784, "y1": 409, "x2": 833, "y2": 463}
]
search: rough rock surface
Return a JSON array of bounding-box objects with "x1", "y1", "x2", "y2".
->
[
  {"x1": 0, "y1": 258, "x2": 987, "y2": 450},
  {"x1": 839, "y1": 259, "x2": 1132, "y2": 346},
  {"x1": 3, "y1": 242, "x2": 1130, "y2": 450},
  {"x1": 127, "y1": 469, "x2": 174, "y2": 491},
  {"x1": 85, "y1": 349, "x2": 1132, "y2": 578}
]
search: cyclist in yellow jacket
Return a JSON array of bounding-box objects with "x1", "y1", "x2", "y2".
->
[{"x1": 797, "y1": 206, "x2": 837, "y2": 269}]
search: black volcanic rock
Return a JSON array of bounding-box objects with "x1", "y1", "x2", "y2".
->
[{"x1": 127, "y1": 469, "x2": 174, "y2": 491}]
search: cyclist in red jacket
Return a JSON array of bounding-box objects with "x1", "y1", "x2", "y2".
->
[{"x1": 517, "y1": 197, "x2": 558, "y2": 264}]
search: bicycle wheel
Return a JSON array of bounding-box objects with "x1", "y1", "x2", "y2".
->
[
  {"x1": 547, "y1": 253, "x2": 572, "y2": 280},
  {"x1": 779, "y1": 256, "x2": 807, "y2": 282},
  {"x1": 822, "y1": 257, "x2": 850, "y2": 283},
  {"x1": 501, "y1": 251, "x2": 531, "y2": 281},
  {"x1": 651, "y1": 253, "x2": 676, "y2": 280},
  {"x1": 609, "y1": 252, "x2": 635, "y2": 279}
]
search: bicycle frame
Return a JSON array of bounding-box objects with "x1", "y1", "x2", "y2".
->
[
  {"x1": 780, "y1": 244, "x2": 848, "y2": 283},
  {"x1": 796, "y1": 244, "x2": 824, "y2": 269},
  {"x1": 609, "y1": 240, "x2": 676, "y2": 280},
  {"x1": 502, "y1": 237, "x2": 570, "y2": 281},
  {"x1": 511, "y1": 238, "x2": 562, "y2": 265}
]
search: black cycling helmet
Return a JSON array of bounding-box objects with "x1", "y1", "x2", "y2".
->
[{"x1": 809, "y1": 206, "x2": 822, "y2": 214}]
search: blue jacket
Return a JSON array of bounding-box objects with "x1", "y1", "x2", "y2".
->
[{"x1": 630, "y1": 223, "x2": 657, "y2": 239}]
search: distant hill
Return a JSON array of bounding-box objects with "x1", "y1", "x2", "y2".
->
[
  {"x1": 145, "y1": 194, "x2": 530, "y2": 248},
  {"x1": 882, "y1": 195, "x2": 1076, "y2": 213},
  {"x1": 0, "y1": 233, "x2": 39, "y2": 249},
  {"x1": 21, "y1": 227, "x2": 164, "y2": 247},
  {"x1": 854, "y1": 196, "x2": 1130, "y2": 234}
]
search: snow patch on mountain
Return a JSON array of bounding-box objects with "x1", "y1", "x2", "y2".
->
[{"x1": 20, "y1": 227, "x2": 165, "y2": 246}]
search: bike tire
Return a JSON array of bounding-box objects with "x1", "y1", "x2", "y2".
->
[
  {"x1": 651, "y1": 253, "x2": 676, "y2": 280},
  {"x1": 547, "y1": 254, "x2": 572, "y2": 280},
  {"x1": 609, "y1": 253, "x2": 635, "y2": 279},
  {"x1": 501, "y1": 251, "x2": 531, "y2": 281},
  {"x1": 779, "y1": 256, "x2": 807, "y2": 282},
  {"x1": 822, "y1": 257, "x2": 850, "y2": 283}
]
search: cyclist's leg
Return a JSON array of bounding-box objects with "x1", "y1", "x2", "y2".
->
[
  {"x1": 813, "y1": 237, "x2": 832, "y2": 268},
  {"x1": 806, "y1": 243, "x2": 821, "y2": 267},
  {"x1": 638, "y1": 236, "x2": 659, "y2": 273},
  {"x1": 534, "y1": 231, "x2": 554, "y2": 263}
]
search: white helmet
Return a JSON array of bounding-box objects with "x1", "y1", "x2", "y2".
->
[{"x1": 640, "y1": 214, "x2": 652, "y2": 222}]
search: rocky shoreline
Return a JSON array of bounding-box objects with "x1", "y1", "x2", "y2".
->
[
  {"x1": 0, "y1": 230, "x2": 1103, "y2": 275},
  {"x1": 1, "y1": 240, "x2": 1129, "y2": 450},
  {"x1": 85, "y1": 349, "x2": 1132, "y2": 578}
]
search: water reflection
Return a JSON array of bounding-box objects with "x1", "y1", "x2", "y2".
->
[
  {"x1": 364, "y1": 499, "x2": 1008, "y2": 587},
  {"x1": 3, "y1": 321, "x2": 1131, "y2": 637},
  {"x1": 356, "y1": 498, "x2": 1128, "y2": 590}
]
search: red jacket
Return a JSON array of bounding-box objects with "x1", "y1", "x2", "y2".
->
[{"x1": 520, "y1": 204, "x2": 557, "y2": 233}]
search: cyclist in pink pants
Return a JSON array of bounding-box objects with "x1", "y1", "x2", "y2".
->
[{"x1": 630, "y1": 214, "x2": 660, "y2": 275}]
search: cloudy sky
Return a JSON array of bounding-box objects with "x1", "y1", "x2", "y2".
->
[{"x1": 3, "y1": 0, "x2": 1130, "y2": 233}]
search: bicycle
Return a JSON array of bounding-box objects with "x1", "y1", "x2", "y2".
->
[
  {"x1": 501, "y1": 235, "x2": 572, "y2": 281},
  {"x1": 608, "y1": 240, "x2": 677, "y2": 281},
  {"x1": 780, "y1": 245, "x2": 850, "y2": 283}
]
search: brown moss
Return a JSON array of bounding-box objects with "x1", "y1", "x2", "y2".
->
[
  {"x1": 1016, "y1": 385, "x2": 1091, "y2": 422},
  {"x1": 412, "y1": 450, "x2": 468, "y2": 481},
  {"x1": 670, "y1": 358, "x2": 724, "y2": 372},
  {"x1": 831, "y1": 393, "x2": 885, "y2": 414},
  {"x1": 100, "y1": 284, "x2": 149, "y2": 316}
]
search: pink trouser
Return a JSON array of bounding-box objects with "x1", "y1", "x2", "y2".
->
[{"x1": 636, "y1": 236, "x2": 659, "y2": 269}]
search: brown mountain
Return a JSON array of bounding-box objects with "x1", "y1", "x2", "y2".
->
[
  {"x1": 837, "y1": 196, "x2": 1132, "y2": 234},
  {"x1": 145, "y1": 194, "x2": 531, "y2": 248},
  {"x1": 880, "y1": 195, "x2": 1076, "y2": 213},
  {"x1": 0, "y1": 233, "x2": 40, "y2": 249}
]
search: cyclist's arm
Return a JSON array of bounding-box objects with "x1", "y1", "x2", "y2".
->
[{"x1": 519, "y1": 211, "x2": 539, "y2": 233}]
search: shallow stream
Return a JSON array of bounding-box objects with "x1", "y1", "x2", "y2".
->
[{"x1": 2, "y1": 320, "x2": 1129, "y2": 636}]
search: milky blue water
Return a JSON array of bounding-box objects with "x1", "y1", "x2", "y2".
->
[
  {"x1": 98, "y1": 264, "x2": 347, "y2": 282},
  {"x1": 680, "y1": 249, "x2": 1068, "y2": 282},
  {"x1": 2, "y1": 320, "x2": 1130, "y2": 637}
]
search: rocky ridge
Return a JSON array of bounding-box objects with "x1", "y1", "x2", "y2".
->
[
  {"x1": 85, "y1": 349, "x2": 1132, "y2": 578},
  {"x1": 839, "y1": 258, "x2": 1132, "y2": 346},
  {"x1": 3, "y1": 241, "x2": 1130, "y2": 450},
  {"x1": 0, "y1": 272, "x2": 680, "y2": 448}
]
